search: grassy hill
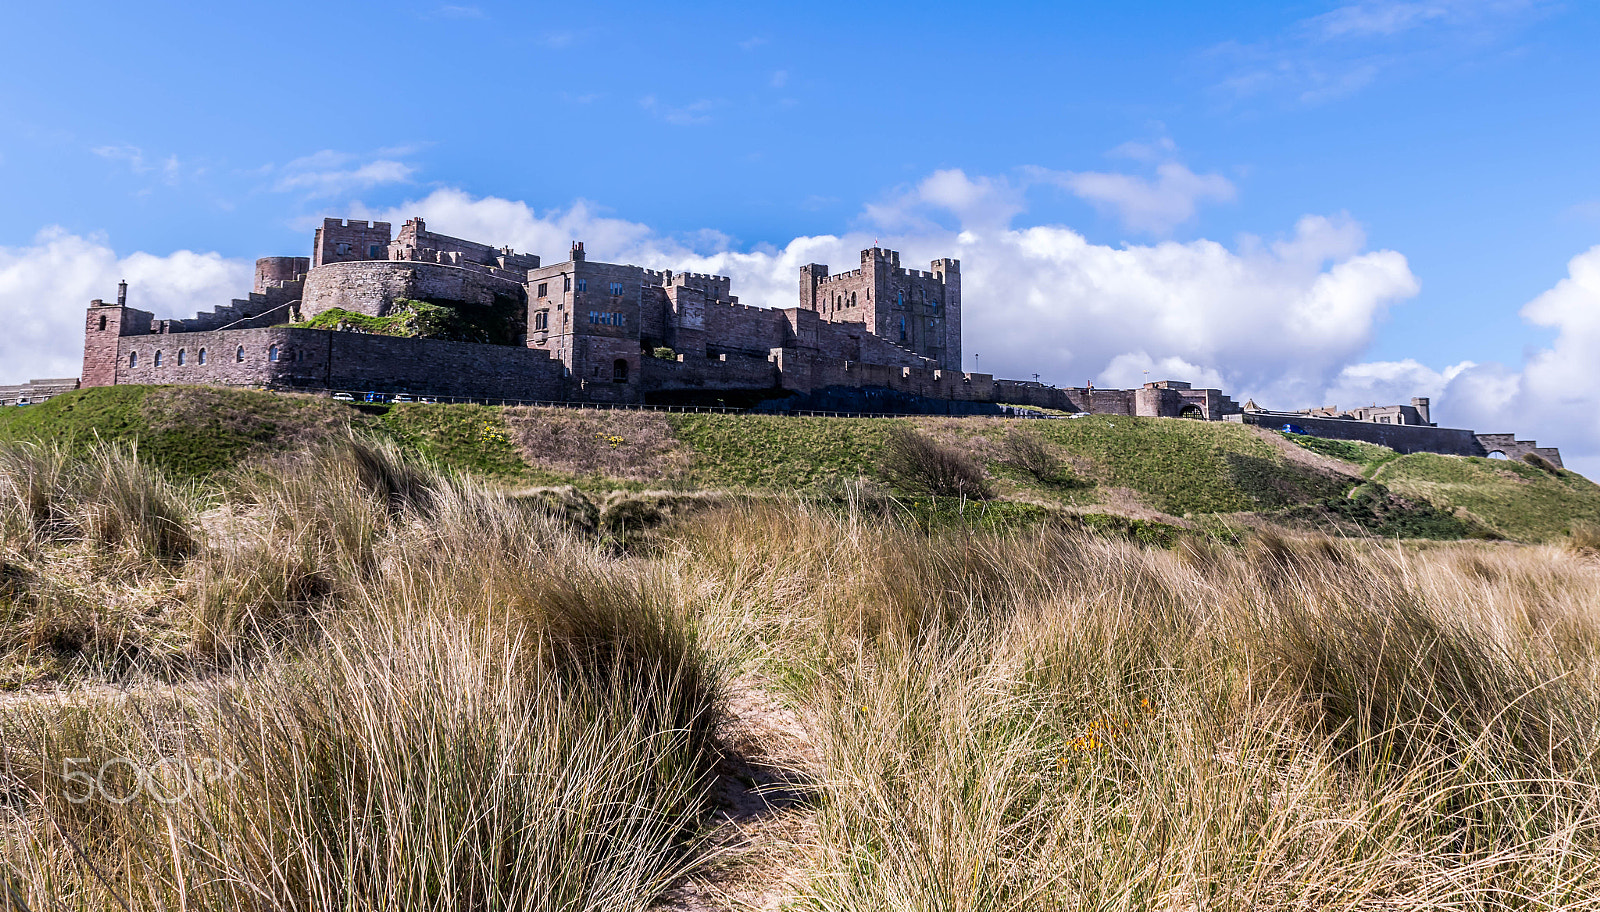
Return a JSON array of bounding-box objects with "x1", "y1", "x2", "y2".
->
[{"x1": 1, "y1": 385, "x2": 1594, "y2": 542}]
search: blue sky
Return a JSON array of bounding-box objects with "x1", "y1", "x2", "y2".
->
[{"x1": 3, "y1": 1, "x2": 1600, "y2": 471}]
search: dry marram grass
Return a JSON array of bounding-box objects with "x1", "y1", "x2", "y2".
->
[{"x1": 4, "y1": 445, "x2": 1600, "y2": 909}]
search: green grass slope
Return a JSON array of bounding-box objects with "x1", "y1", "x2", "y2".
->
[
  {"x1": 3, "y1": 386, "x2": 1592, "y2": 542},
  {"x1": 1375, "y1": 453, "x2": 1600, "y2": 542},
  {"x1": 0, "y1": 386, "x2": 352, "y2": 478}
]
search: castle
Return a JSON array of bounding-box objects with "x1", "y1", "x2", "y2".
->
[{"x1": 2, "y1": 214, "x2": 1557, "y2": 466}]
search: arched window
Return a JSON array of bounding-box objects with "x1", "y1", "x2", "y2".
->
[
  {"x1": 268, "y1": 344, "x2": 280, "y2": 362},
  {"x1": 235, "y1": 346, "x2": 245, "y2": 363},
  {"x1": 899, "y1": 317, "x2": 907, "y2": 342},
  {"x1": 851, "y1": 291, "x2": 857, "y2": 307},
  {"x1": 1487, "y1": 450, "x2": 1509, "y2": 460},
  {"x1": 612, "y1": 358, "x2": 629, "y2": 383},
  {"x1": 177, "y1": 349, "x2": 186, "y2": 366},
  {"x1": 153, "y1": 350, "x2": 163, "y2": 367},
  {"x1": 198, "y1": 348, "x2": 207, "y2": 365},
  {"x1": 129, "y1": 351, "x2": 138, "y2": 368},
  {"x1": 97, "y1": 315, "x2": 107, "y2": 331}
]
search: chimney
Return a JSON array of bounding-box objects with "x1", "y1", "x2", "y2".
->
[
  {"x1": 117, "y1": 279, "x2": 128, "y2": 306},
  {"x1": 570, "y1": 241, "x2": 586, "y2": 262},
  {"x1": 1411, "y1": 397, "x2": 1432, "y2": 425}
]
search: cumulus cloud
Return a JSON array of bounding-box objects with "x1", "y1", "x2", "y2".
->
[
  {"x1": 366, "y1": 178, "x2": 1418, "y2": 413},
  {"x1": 1419, "y1": 245, "x2": 1600, "y2": 477},
  {"x1": 27, "y1": 173, "x2": 1592, "y2": 474},
  {"x1": 1038, "y1": 162, "x2": 1236, "y2": 235},
  {"x1": 0, "y1": 228, "x2": 250, "y2": 381},
  {"x1": 271, "y1": 150, "x2": 417, "y2": 197}
]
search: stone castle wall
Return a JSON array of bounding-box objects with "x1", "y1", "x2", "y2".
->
[
  {"x1": 1237, "y1": 411, "x2": 1485, "y2": 457},
  {"x1": 300, "y1": 261, "x2": 527, "y2": 320},
  {"x1": 1474, "y1": 433, "x2": 1565, "y2": 468},
  {"x1": 108, "y1": 326, "x2": 565, "y2": 399}
]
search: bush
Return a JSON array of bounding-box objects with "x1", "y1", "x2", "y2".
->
[
  {"x1": 652, "y1": 346, "x2": 678, "y2": 361},
  {"x1": 879, "y1": 427, "x2": 992, "y2": 500},
  {"x1": 1001, "y1": 424, "x2": 1064, "y2": 483},
  {"x1": 1523, "y1": 451, "x2": 1561, "y2": 474}
]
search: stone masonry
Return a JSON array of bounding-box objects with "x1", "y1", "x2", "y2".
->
[{"x1": 60, "y1": 213, "x2": 1563, "y2": 466}]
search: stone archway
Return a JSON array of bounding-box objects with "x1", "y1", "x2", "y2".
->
[{"x1": 1179, "y1": 405, "x2": 1205, "y2": 419}]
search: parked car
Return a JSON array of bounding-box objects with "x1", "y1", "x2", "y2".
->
[
  {"x1": 331, "y1": 392, "x2": 355, "y2": 401},
  {"x1": 13, "y1": 398, "x2": 30, "y2": 407},
  {"x1": 392, "y1": 394, "x2": 416, "y2": 403},
  {"x1": 1069, "y1": 412, "x2": 1091, "y2": 419},
  {"x1": 1281, "y1": 423, "x2": 1307, "y2": 435},
  {"x1": 363, "y1": 392, "x2": 388, "y2": 403},
  {"x1": 418, "y1": 397, "x2": 437, "y2": 404}
]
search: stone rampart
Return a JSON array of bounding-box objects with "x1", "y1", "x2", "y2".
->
[
  {"x1": 301, "y1": 261, "x2": 526, "y2": 319},
  {"x1": 112, "y1": 327, "x2": 565, "y2": 400},
  {"x1": 1239, "y1": 411, "x2": 1486, "y2": 456},
  {"x1": 1474, "y1": 433, "x2": 1565, "y2": 468}
]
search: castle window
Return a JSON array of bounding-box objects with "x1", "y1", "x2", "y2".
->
[
  {"x1": 899, "y1": 317, "x2": 907, "y2": 342},
  {"x1": 537, "y1": 282, "x2": 548, "y2": 298},
  {"x1": 129, "y1": 352, "x2": 138, "y2": 368},
  {"x1": 534, "y1": 310, "x2": 549, "y2": 331},
  {"x1": 336, "y1": 242, "x2": 351, "y2": 256},
  {"x1": 198, "y1": 348, "x2": 207, "y2": 365},
  {"x1": 268, "y1": 345, "x2": 280, "y2": 362},
  {"x1": 97, "y1": 315, "x2": 107, "y2": 331},
  {"x1": 563, "y1": 276, "x2": 571, "y2": 292},
  {"x1": 177, "y1": 349, "x2": 186, "y2": 366},
  {"x1": 576, "y1": 279, "x2": 587, "y2": 292},
  {"x1": 851, "y1": 292, "x2": 857, "y2": 307},
  {"x1": 608, "y1": 282, "x2": 624, "y2": 296},
  {"x1": 236, "y1": 346, "x2": 245, "y2": 363},
  {"x1": 898, "y1": 292, "x2": 904, "y2": 308},
  {"x1": 153, "y1": 351, "x2": 163, "y2": 367},
  {"x1": 613, "y1": 359, "x2": 629, "y2": 383},
  {"x1": 368, "y1": 244, "x2": 382, "y2": 258}
]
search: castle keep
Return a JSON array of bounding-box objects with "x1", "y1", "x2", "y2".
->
[{"x1": 53, "y1": 214, "x2": 1561, "y2": 465}]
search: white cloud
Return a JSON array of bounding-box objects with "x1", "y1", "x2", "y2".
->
[
  {"x1": 770, "y1": 70, "x2": 789, "y2": 88},
  {"x1": 271, "y1": 150, "x2": 416, "y2": 197},
  {"x1": 366, "y1": 180, "x2": 1417, "y2": 414},
  {"x1": 865, "y1": 170, "x2": 1027, "y2": 232},
  {"x1": 28, "y1": 174, "x2": 1592, "y2": 476},
  {"x1": 1419, "y1": 245, "x2": 1600, "y2": 477},
  {"x1": 0, "y1": 228, "x2": 250, "y2": 382},
  {"x1": 1039, "y1": 162, "x2": 1236, "y2": 235}
]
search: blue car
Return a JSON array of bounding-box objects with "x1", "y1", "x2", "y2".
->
[
  {"x1": 1281, "y1": 423, "x2": 1306, "y2": 435},
  {"x1": 363, "y1": 391, "x2": 388, "y2": 403}
]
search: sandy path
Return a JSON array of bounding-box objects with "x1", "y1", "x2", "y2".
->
[{"x1": 656, "y1": 673, "x2": 821, "y2": 911}]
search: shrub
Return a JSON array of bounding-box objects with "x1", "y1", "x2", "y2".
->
[
  {"x1": 879, "y1": 427, "x2": 992, "y2": 500},
  {"x1": 1570, "y1": 519, "x2": 1600, "y2": 555},
  {"x1": 1001, "y1": 424, "x2": 1065, "y2": 483},
  {"x1": 652, "y1": 346, "x2": 678, "y2": 361},
  {"x1": 1523, "y1": 451, "x2": 1561, "y2": 474}
]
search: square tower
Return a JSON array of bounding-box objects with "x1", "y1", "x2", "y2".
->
[{"x1": 800, "y1": 247, "x2": 961, "y2": 371}]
